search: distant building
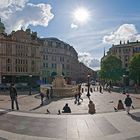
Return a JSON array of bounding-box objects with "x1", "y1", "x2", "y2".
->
[
  {"x1": 104, "y1": 41, "x2": 140, "y2": 71},
  {"x1": 40, "y1": 38, "x2": 94, "y2": 84}
]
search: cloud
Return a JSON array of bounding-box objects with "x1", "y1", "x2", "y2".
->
[
  {"x1": 0, "y1": 0, "x2": 54, "y2": 33},
  {"x1": 71, "y1": 23, "x2": 78, "y2": 29},
  {"x1": 103, "y1": 24, "x2": 140, "y2": 45},
  {"x1": 78, "y1": 52, "x2": 100, "y2": 70}
]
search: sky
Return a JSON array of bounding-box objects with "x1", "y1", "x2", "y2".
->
[{"x1": 1, "y1": 0, "x2": 140, "y2": 70}]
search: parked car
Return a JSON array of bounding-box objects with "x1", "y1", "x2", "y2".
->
[
  {"x1": 0, "y1": 84, "x2": 9, "y2": 90},
  {"x1": 90, "y1": 81, "x2": 96, "y2": 85}
]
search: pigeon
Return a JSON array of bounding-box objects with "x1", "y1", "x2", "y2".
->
[
  {"x1": 114, "y1": 107, "x2": 118, "y2": 112},
  {"x1": 46, "y1": 109, "x2": 50, "y2": 114},
  {"x1": 58, "y1": 110, "x2": 61, "y2": 115},
  {"x1": 132, "y1": 105, "x2": 135, "y2": 109}
]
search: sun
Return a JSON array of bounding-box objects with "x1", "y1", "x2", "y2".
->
[{"x1": 73, "y1": 8, "x2": 90, "y2": 23}]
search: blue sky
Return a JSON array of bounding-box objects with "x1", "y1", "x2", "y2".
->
[{"x1": 1, "y1": 0, "x2": 140, "y2": 70}]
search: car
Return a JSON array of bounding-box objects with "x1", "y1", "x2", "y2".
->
[{"x1": 90, "y1": 81, "x2": 96, "y2": 85}]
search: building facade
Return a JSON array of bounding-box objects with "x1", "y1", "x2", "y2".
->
[
  {"x1": 0, "y1": 20, "x2": 95, "y2": 84},
  {"x1": 107, "y1": 41, "x2": 140, "y2": 71},
  {"x1": 0, "y1": 25, "x2": 41, "y2": 84},
  {"x1": 40, "y1": 38, "x2": 81, "y2": 84}
]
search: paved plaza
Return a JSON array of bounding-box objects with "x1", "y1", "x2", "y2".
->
[
  {"x1": 0, "y1": 108, "x2": 140, "y2": 140},
  {"x1": 0, "y1": 85, "x2": 140, "y2": 139},
  {"x1": 1, "y1": 85, "x2": 140, "y2": 114}
]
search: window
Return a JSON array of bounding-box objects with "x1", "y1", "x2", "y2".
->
[
  {"x1": 43, "y1": 63, "x2": 45, "y2": 68},
  {"x1": 7, "y1": 58, "x2": 10, "y2": 63},
  {"x1": 7, "y1": 66, "x2": 10, "y2": 72},
  {"x1": 46, "y1": 63, "x2": 48, "y2": 68}
]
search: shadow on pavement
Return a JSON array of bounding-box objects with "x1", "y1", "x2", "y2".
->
[
  {"x1": 0, "y1": 109, "x2": 13, "y2": 116},
  {"x1": 130, "y1": 112, "x2": 140, "y2": 122}
]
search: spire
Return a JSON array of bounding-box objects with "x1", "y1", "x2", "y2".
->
[{"x1": 104, "y1": 47, "x2": 105, "y2": 57}]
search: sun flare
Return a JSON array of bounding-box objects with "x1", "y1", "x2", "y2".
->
[{"x1": 73, "y1": 8, "x2": 90, "y2": 23}]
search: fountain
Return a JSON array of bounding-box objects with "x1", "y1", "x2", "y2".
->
[{"x1": 52, "y1": 64, "x2": 78, "y2": 97}]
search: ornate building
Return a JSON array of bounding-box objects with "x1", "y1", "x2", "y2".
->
[
  {"x1": 0, "y1": 21, "x2": 41, "y2": 84},
  {"x1": 0, "y1": 20, "x2": 95, "y2": 84}
]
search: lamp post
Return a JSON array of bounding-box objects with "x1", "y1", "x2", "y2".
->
[
  {"x1": 123, "y1": 75, "x2": 126, "y2": 94},
  {"x1": 2, "y1": 76, "x2": 5, "y2": 83},
  {"x1": 29, "y1": 74, "x2": 32, "y2": 95},
  {"x1": 86, "y1": 74, "x2": 91, "y2": 100}
]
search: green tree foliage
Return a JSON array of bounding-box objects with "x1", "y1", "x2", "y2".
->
[
  {"x1": 129, "y1": 53, "x2": 140, "y2": 84},
  {"x1": 100, "y1": 55, "x2": 123, "y2": 81}
]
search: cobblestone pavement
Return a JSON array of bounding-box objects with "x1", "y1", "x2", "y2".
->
[{"x1": 0, "y1": 85, "x2": 140, "y2": 114}]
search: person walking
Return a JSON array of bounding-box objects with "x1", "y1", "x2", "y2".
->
[
  {"x1": 40, "y1": 92, "x2": 44, "y2": 106},
  {"x1": 88, "y1": 100, "x2": 96, "y2": 114},
  {"x1": 124, "y1": 94, "x2": 132, "y2": 114},
  {"x1": 74, "y1": 93, "x2": 78, "y2": 104},
  {"x1": 78, "y1": 92, "x2": 83, "y2": 102},
  {"x1": 99, "y1": 85, "x2": 103, "y2": 93},
  {"x1": 9, "y1": 83, "x2": 19, "y2": 110},
  {"x1": 46, "y1": 89, "x2": 50, "y2": 100}
]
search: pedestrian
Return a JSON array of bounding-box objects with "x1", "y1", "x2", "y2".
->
[
  {"x1": 50, "y1": 86, "x2": 53, "y2": 98},
  {"x1": 117, "y1": 100, "x2": 125, "y2": 110},
  {"x1": 124, "y1": 94, "x2": 132, "y2": 114},
  {"x1": 88, "y1": 100, "x2": 96, "y2": 114},
  {"x1": 9, "y1": 83, "x2": 19, "y2": 110},
  {"x1": 74, "y1": 93, "x2": 78, "y2": 104},
  {"x1": 62, "y1": 103, "x2": 71, "y2": 113},
  {"x1": 40, "y1": 92, "x2": 44, "y2": 106},
  {"x1": 78, "y1": 92, "x2": 83, "y2": 102},
  {"x1": 46, "y1": 89, "x2": 50, "y2": 100},
  {"x1": 99, "y1": 85, "x2": 103, "y2": 93},
  {"x1": 96, "y1": 86, "x2": 98, "y2": 91},
  {"x1": 107, "y1": 86, "x2": 111, "y2": 93},
  {"x1": 134, "y1": 83, "x2": 138, "y2": 94}
]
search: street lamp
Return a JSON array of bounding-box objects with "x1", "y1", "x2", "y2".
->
[
  {"x1": 86, "y1": 74, "x2": 91, "y2": 100},
  {"x1": 123, "y1": 74, "x2": 127, "y2": 94},
  {"x1": 2, "y1": 76, "x2": 5, "y2": 83},
  {"x1": 29, "y1": 74, "x2": 32, "y2": 95}
]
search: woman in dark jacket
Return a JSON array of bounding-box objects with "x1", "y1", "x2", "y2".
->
[{"x1": 124, "y1": 94, "x2": 132, "y2": 114}]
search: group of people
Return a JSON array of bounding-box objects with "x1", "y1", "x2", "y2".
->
[
  {"x1": 9, "y1": 83, "x2": 133, "y2": 115},
  {"x1": 115, "y1": 94, "x2": 133, "y2": 114},
  {"x1": 59, "y1": 101, "x2": 96, "y2": 114},
  {"x1": 40, "y1": 88, "x2": 53, "y2": 106}
]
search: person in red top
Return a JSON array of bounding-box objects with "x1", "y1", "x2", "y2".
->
[{"x1": 117, "y1": 100, "x2": 125, "y2": 110}]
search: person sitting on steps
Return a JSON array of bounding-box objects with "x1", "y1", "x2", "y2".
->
[{"x1": 62, "y1": 103, "x2": 71, "y2": 113}]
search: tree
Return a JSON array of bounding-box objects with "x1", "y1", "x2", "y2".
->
[
  {"x1": 129, "y1": 53, "x2": 140, "y2": 85},
  {"x1": 100, "y1": 55, "x2": 123, "y2": 82}
]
